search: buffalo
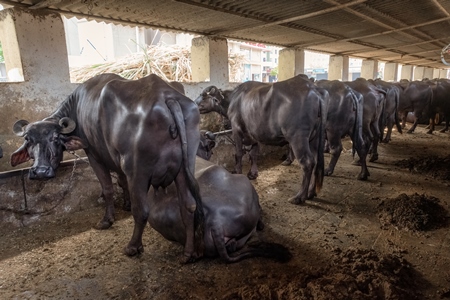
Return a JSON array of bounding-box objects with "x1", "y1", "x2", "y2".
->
[
  {"x1": 149, "y1": 137, "x2": 291, "y2": 263},
  {"x1": 10, "y1": 73, "x2": 204, "y2": 262},
  {"x1": 196, "y1": 74, "x2": 329, "y2": 204}
]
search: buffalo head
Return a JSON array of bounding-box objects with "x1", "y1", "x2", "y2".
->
[
  {"x1": 195, "y1": 86, "x2": 225, "y2": 115},
  {"x1": 10, "y1": 117, "x2": 87, "y2": 179},
  {"x1": 197, "y1": 130, "x2": 216, "y2": 161}
]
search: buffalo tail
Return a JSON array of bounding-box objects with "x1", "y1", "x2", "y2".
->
[{"x1": 166, "y1": 98, "x2": 205, "y2": 255}]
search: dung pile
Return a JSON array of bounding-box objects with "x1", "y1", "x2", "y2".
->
[
  {"x1": 395, "y1": 155, "x2": 450, "y2": 180},
  {"x1": 223, "y1": 248, "x2": 423, "y2": 300},
  {"x1": 378, "y1": 193, "x2": 448, "y2": 232}
]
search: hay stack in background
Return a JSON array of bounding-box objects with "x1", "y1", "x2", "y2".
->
[{"x1": 70, "y1": 44, "x2": 246, "y2": 83}]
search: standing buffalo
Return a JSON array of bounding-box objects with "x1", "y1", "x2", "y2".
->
[
  {"x1": 315, "y1": 80, "x2": 367, "y2": 179},
  {"x1": 427, "y1": 79, "x2": 450, "y2": 133},
  {"x1": 397, "y1": 80, "x2": 433, "y2": 134},
  {"x1": 10, "y1": 73, "x2": 204, "y2": 262},
  {"x1": 370, "y1": 79, "x2": 403, "y2": 142},
  {"x1": 196, "y1": 76, "x2": 329, "y2": 204},
  {"x1": 345, "y1": 78, "x2": 385, "y2": 163},
  {"x1": 229, "y1": 75, "x2": 329, "y2": 204}
]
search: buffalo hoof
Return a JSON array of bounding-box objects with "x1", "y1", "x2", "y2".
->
[
  {"x1": 357, "y1": 174, "x2": 368, "y2": 181},
  {"x1": 426, "y1": 130, "x2": 433, "y2": 134},
  {"x1": 324, "y1": 168, "x2": 333, "y2": 176},
  {"x1": 307, "y1": 193, "x2": 316, "y2": 200},
  {"x1": 256, "y1": 219, "x2": 265, "y2": 231},
  {"x1": 179, "y1": 254, "x2": 198, "y2": 264},
  {"x1": 382, "y1": 138, "x2": 390, "y2": 143},
  {"x1": 352, "y1": 160, "x2": 362, "y2": 166},
  {"x1": 247, "y1": 172, "x2": 258, "y2": 180},
  {"x1": 94, "y1": 219, "x2": 113, "y2": 230},
  {"x1": 369, "y1": 154, "x2": 378, "y2": 162},
  {"x1": 289, "y1": 196, "x2": 306, "y2": 205},
  {"x1": 124, "y1": 244, "x2": 144, "y2": 256},
  {"x1": 406, "y1": 129, "x2": 414, "y2": 134},
  {"x1": 439, "y1": 128, "x2": 448, "y2": 133}
]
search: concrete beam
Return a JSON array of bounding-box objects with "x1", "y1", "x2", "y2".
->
[{"x1": 278, "y1": 48, "x2": 305, "y2": 81}]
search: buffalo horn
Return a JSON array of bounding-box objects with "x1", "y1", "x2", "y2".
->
[
  {"x1": 59, "y1": 117, "x2": 76, "y2": 134},
  {"x1": 12, "y1": 120, "x2": 30, "y2": 136},
  {"x1": 204, "y1": 131, "x2": 216, "y2": 141}
]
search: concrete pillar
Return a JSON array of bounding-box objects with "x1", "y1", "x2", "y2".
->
[
  {"x1": 401, "y1": 65, "x2": 414, "y2": 81},
  {"x1": 414, "y1": 66, "x2": 425, "y2": 80},
  {"x1": 440, "y1": 69, "x2": 449, "y2": 79},
  {"x1": 278, "y1": 48, "x2": 305, "y2": 81},
  {"x1": 0, "y1": 8, "x2": 70, "y2": 84},
  {"x1": 328, "y1": 55, "x2": 349, "y2": 81},
  {"x1": 361, "y1": 59, "x2": 378, "y2": 79},
  {"x1": 433, "y1": 68, "x2": 440, "y2": 79},
  {"x1": 423, "y1": 67, "x2": 434, "y2": 80},
  {"x1": 191, "y1": 36, "x2": 229, "y2": 85},
  {"x1": 384, "y1": 62, "x2": 398, "y2": 82}
]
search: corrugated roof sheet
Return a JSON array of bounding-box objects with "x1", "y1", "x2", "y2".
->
[{"x1": 1, "y1": 0, "x2": 450, "y2": 68}]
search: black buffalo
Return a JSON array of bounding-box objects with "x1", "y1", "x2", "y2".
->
[
  {"x1": 283, "y1": 80, "x2": 367, "y2": 179},
  {"x1": 427, "y1": 79, "x2": 450, "y2": 133},
  {"x1": 370, "y1": 79, "x2": 403, "y2": 142},
  {"x1": 229, "y1": 75, "x2": 328, "y2": 204},
  {"x1": 195, "y1": 76, "x2": 329, "y2": 204},
  {"x1": 397, "y1": 80, "x2": 433, "y2": 134},
  {"x1": 10, "y1": 73, "x2": 204, "y2": 262},
  {"x1": 345, "y1": 78, "x2": 385, "y2": 163},
  {"x1": 149, "y1": 146, "x2": 291, "y2": 263},
  {"x1": 316, "y1": 80, "x2": 367, "y2": 179}
]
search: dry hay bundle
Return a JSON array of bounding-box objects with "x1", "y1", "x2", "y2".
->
[
  {"x1": 70, "y1": 44, "x2": 246, "y2": 83},
  {"x1": 378, "y1": 193, "x2": 448, "y2": 232}
]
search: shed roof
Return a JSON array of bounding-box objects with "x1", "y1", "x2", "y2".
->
[{"x1": 2, "y1": 0, "x2": 450, "y2": 68}]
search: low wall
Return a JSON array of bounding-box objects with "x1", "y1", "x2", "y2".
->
[{"x1": 0, "y1": 133, "x2": 287, "y2": 229}]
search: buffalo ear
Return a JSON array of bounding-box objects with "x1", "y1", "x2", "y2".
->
[
  {"x1": 10, "y1": 143, "x2": 30, "y2": 167},
  {"x1": 62, "y1": 136, "x2": 88, "y2": 150}
]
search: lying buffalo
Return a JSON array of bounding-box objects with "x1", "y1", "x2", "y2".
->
[
  {"x1": 149, "y1": 134, "x2": 291, "y2": 263},
  {"x1": 10, "y1": 73, "x2": 204, "y2": 262}
]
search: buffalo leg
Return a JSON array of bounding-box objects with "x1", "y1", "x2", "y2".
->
[
  {"x1": 281, "y1": 146, "x2": 294, "y2": 166},
  {"x1": 174, "y1": 169, "x2": 202, "y2": 263},
  {"x1": 382, "y1": 116, "x2": 394, "y2": 143},
  {"x1": 355, "y1": 143, "x2": 370, "y2": 180},
  {"x1": 117, "y1": 174, "x2": 131, "y2": 211},
  {"x1": 247, "y1": 143, "x2": 259, "y2": 180},
  {"x1": 427, "y1": 117, "x2": 435, "y2": 134},
  {"x1": 439, "y1": 118, "x2": 449, "y2": 133},
  {"x1": 369, "y1": 121, "x2": 381, "y2": 162},
  {"x1": 407, "y1": 113, "x2": 421, "y2": 133},
  {"x1": 289, "y1": 137, "x2": 315, "y2": 204},
  {"x1": 233, "y1": 132, "x2": 244, "y2": 175},
  {"x1": 324, "y1": 135, "x2": 342, "y2": 176},
  {"x1": 88, "y1": 156, "x2": 116, "y2": 230},
  {"x1": 124, "y1": 178, "x2": 149, "y2": 256}
]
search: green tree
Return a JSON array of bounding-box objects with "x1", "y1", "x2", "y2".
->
[
  {"x1": 0, "y1": 41, "x2": 4, "y2": 63},
  {"x1": 270, "y1": 66, "x2": 278, "y2": 76}
]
